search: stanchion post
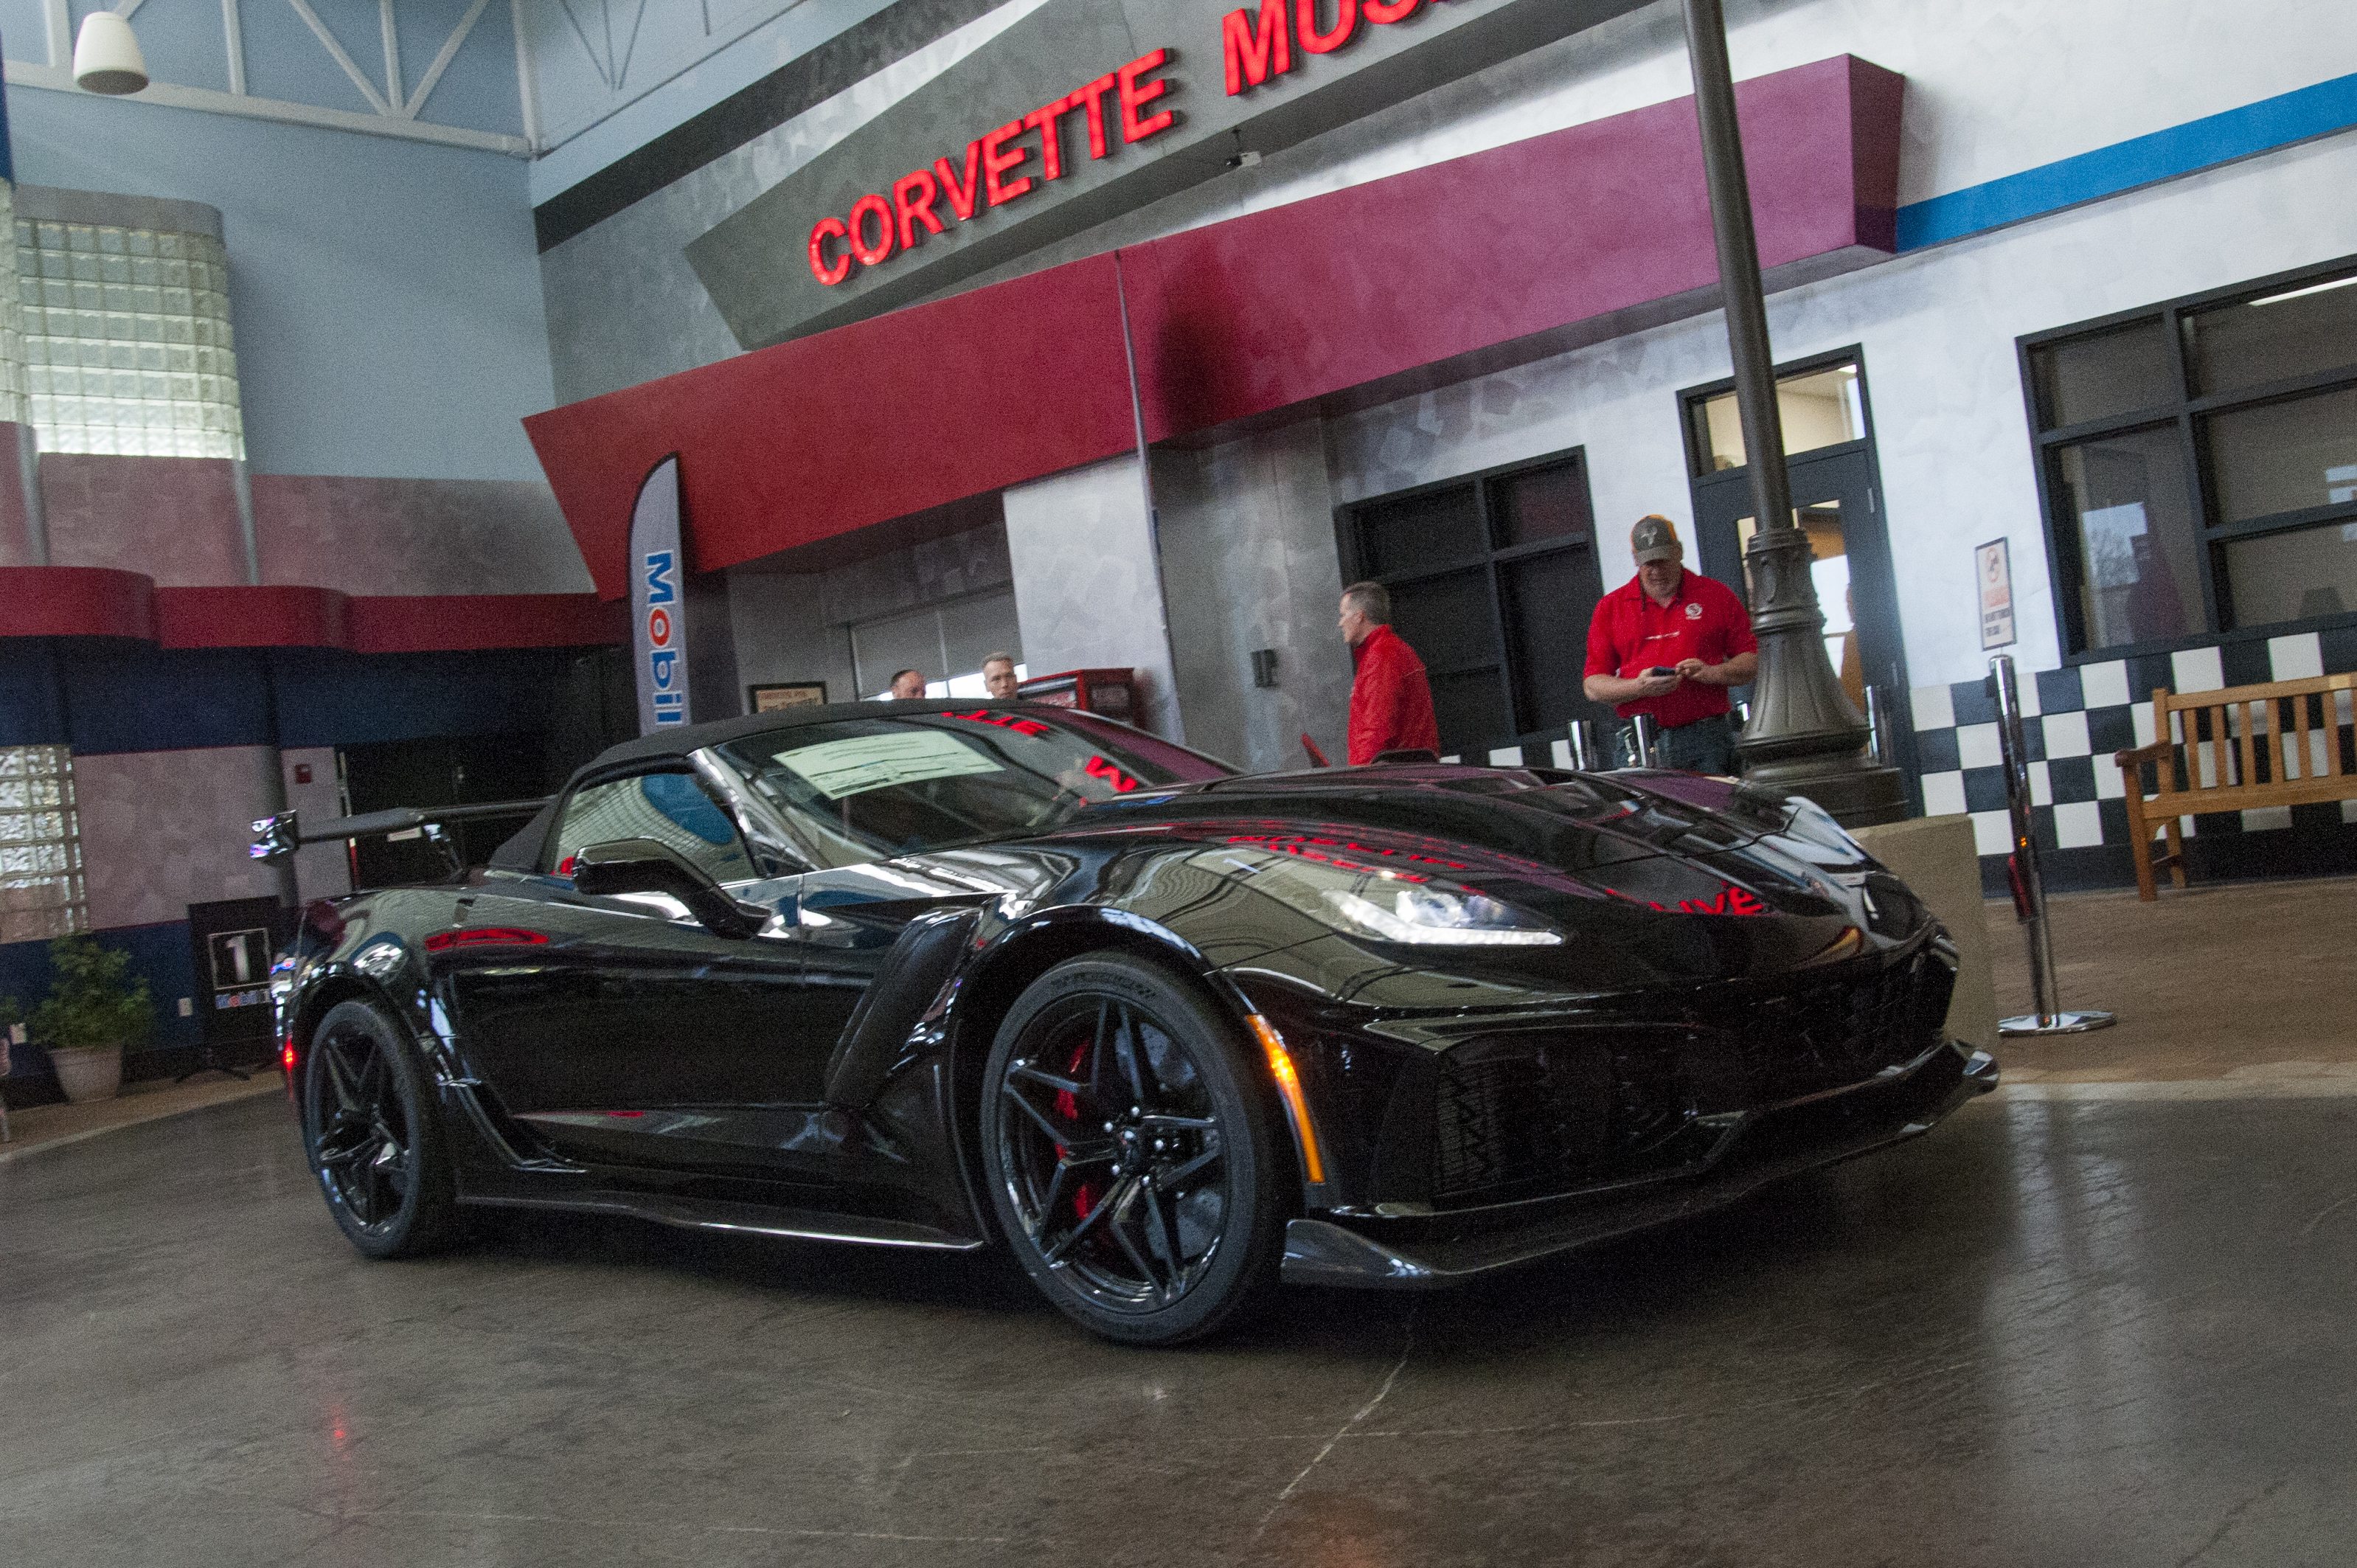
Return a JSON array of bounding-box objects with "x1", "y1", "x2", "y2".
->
[
  {"x1": 1991, "y1": 654, "x2": 2116, "y2": 1036},
  {"x1": 1565, "y1": 719, "x2": 1602, "y2": 772},
  {"x1": 1631, "y1": 714, "x2": 1662, "y2": 769}
]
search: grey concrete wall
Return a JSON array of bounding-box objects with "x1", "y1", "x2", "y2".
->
[
  {"x1": 41, "y1": 455, "x2": 246, "y2": 587},
  {"x1": 253, "y1": 476, "x2": 591, "y2": 596},
  {"x1": 1001, "y1": 455, "x2": 1180, "y2": 738},
  {"x1": 1156, "y1": 422, "x2": 1354, "y2": 773},
  {"x1": 34, "y1": 460, "x2": 589, "y2": 595},
  {"x1": 726, "y1": 516, "x2": 1014, "y2": 706},
  {"x1": 728, "y1": 570, "x2": 858, "y2": 710},
  {"x1": 77, "y1": 746, "x2": 283, "y2": 931}
]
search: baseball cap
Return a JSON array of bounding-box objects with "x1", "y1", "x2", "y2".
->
[{"x1": 1631, "y1": 515, "x2": 1683, "y2": 565}]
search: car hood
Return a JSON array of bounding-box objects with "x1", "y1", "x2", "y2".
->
[{"x1": 1045, "y1": 765, "x2": 1874, "y2": 906}]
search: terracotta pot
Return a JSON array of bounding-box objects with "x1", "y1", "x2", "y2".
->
[{"x1": 48, "y1": 1044, "x2": 124, "y2": 1103}]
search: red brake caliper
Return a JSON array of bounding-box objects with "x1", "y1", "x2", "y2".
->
[{"x1": 1057, "y1": 1037, "x2": 1097, "y2": 1221}]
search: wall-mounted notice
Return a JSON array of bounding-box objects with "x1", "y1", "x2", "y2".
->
[{"x1": 1976, "y1": 537, "x2": 2016, "y2": 650}]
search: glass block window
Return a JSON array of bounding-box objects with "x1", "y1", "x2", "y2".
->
[
  {"x1": 0, "y1": 185, "x2": 26, "y2": 428},
  {"x1": 15, "y1": 215, "x2": 244, "y2": 459},
  {"x1": 0, "y1": 746, "x2": 87, "y2": 943}
]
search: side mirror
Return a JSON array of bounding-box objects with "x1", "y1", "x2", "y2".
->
[{"x1": 571, "y1": 839, "x2": 771, "y2": 939}]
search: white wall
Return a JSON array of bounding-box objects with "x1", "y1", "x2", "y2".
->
[
  {"x1": 1327, "y1": 131, "x2": 2357, "y2": 692},
  {"x1": 1114, "y1": 0, "x2": 2357, "y2": 237}
]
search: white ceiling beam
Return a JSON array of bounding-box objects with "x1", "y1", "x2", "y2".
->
[
  {"x1": 510, "y1": 0, "x2": 541, "y2": 149},
  {"x1": 405, "y1": 0, "x2": 494, "y2": 120},
  {"x1": 114, "y1": 0, "x2": 151, "y2": 18},
  {"x1": 222, "y1": 0, "x2": 248, "y2": 96},
  {"x1": 284, "y1": 0, "x2": 392, "y2": 115},
  {"x1": 379, "y1": 0, "x2": 401, "y2": 108},
  {"x1": 3, "y1": 58, "x2": 530, "y2": 156},
  {"x1": 43, "y1": 0, "x2": 70, "y2": 69}
]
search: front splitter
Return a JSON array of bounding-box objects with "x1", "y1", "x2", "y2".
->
[{"x1": 1282, "y1": 1045, "x2": 1999, "y2": 1288}]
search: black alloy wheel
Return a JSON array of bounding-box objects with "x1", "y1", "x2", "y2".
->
[
  {"x1": 302, "y1": 999, "x2": 457, "y2": 1259},
  {"x1": 981, "y1": 954, "x2": 1290, "y2": 1345}
]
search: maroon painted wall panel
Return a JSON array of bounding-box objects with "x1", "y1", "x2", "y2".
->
[
  {"x1": 347, "y1": 594, "x2": 626, "y2": 653},
  {"x1": 527, "y1": 254, "x2": 1146, "y2": 601},
  {"x1": 153, "y1": 585, "x2": 349, "y2": 648},
  {"x1": 0, "y1": 569, "x2": 620, "y2": 651},
  {"x1": 0, "y1": 566, "x2": 154, "y2": 639},
  {"x1": 526, "y1": 57, "x2": 1904, "y2": 599}
]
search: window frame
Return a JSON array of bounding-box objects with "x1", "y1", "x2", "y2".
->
[
  {"x1": 1333, "y1": 445, "x2": 1606, "y2": 750},
  {"x1": 542, "y1": 763, "x2": 760, "y2": 886},
  {"x1": 2019, "y1": 253, "x2": 2357, "y2": 664},
  {"x1": 1676, "y1": 343, "x2": 1879, "y2": 484}
]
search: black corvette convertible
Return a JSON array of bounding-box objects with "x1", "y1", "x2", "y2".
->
[{"x1": 257, "y1": 700, "x2": 1996, "y2": 1344}]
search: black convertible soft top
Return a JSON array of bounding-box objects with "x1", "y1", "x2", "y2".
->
[{"x1": 489, "y1": 700, "x2": 1145, "y2": 872}]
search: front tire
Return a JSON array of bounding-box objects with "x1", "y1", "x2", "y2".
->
[
  {"x1": 979, "y1": 955, "x2": 1291, "y2": 1345},
  {"x1": 301, "y1": 999, "x2": 458, "y2": 1259}
]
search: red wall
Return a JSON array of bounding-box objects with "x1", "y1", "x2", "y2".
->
[{"x1": 527, "y1": 57, "x2": 1905, "y2": 601}]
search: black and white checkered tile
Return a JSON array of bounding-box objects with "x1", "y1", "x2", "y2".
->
[
  {"x1": 1447, "y1": 625, "x2": 2357, "y2": 887},
  {"x1": 1909, "y1": 628, "x2": 2357, "y2": 868}
]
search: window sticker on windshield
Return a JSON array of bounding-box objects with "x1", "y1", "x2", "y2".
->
[{"x1": 774, "y1": 730, "x2": 1002, "y2": 799}]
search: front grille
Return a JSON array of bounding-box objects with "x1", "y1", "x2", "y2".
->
[
  {"x1": 1431, "y1": 1031, "x2": 1712, "y2": 1207},
  {"x1": 1729, "y1": 949, "x2": 1953, "y2": 1103},
  {"x1": 1426, "y1": 946, "x2": 1954, "y2": 1208}
]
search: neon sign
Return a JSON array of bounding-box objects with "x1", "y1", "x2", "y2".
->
[
  {"x1": 805, "y1": 2, "x2": 1447, "y2": 287},
  {"x1": 808, "y1": 49, "x2": 1178, "y2": 286}
]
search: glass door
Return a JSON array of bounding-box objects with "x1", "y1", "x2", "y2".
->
[{"x1": 1681, "y1": 357, "x2": 1918, "y2": 792}]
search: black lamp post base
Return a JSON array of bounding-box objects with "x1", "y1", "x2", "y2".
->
[{"x1": 1739, "y1": 749, "x2": 1909, "y2": 825}]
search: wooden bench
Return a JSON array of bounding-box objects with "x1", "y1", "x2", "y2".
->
[{"x1": 2114, "y1": 672, "x2": 2357, "y2": 900}]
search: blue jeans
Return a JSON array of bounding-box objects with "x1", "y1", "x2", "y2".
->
[{"x1": 1618, "y1": 713, "x2": 1740, "y2": 775}]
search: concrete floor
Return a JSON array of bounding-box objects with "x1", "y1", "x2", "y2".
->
[{"x1": 5, "y1": 1080, "x2": 2356, "y2": 1567}]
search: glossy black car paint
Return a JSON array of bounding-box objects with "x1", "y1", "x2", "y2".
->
[{"x1": 271, "y1": 701, "x2": 1996, "y2": 1287}]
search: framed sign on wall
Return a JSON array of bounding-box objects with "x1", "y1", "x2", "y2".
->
[
  {"x1": 1977, "y1": 538, "x2": 2016, "y2": 650},
  {"x1": 749, "y1": 681, "x2": 829, "y2": 712}
]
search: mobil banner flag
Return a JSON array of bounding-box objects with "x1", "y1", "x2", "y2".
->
[{"x1": 629, "y1": 454, "x2": 691, "y2": 732}]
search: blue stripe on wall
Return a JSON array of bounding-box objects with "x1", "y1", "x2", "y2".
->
[
  {"x1": 1896, "y1": 70, "x2": 2357, "y2": 251},
  {"x1": 271, "y1": 648, "x2": 575, "y2": 749},
  {"x1": 0, "y1": 641, "x2": 584, "y2": 754},
  {"x1": 0, "y1": 643, "x2": 68, "y2": 745},
  {"x1": 60, "y1": 642, "x2": 276, "y2": 755}
]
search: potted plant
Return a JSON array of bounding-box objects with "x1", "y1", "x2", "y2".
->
[{"x1": 1, "y1": 934, "x2": 153, "y2": 1103}]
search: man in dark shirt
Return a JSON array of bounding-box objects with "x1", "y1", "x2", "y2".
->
[
  {"x1": 1339, "y1": 581, "x2": 1440, "y2": 765},
  {"x1": 1582, "y1": 516, "x2": 1757, "y2": 774}
]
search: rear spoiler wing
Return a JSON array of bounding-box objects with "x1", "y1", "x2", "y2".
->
[{"x1": 250, "y1": 799, "x2": 549, "y2": 872}]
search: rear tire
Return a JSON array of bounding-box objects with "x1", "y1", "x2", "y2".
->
[
  {"x1": 979, "y1": 954, "x2": 1291, "y2": 1345},
  {"x1": 301, "y1": 999, "x2": 458, "y2": 1259}
]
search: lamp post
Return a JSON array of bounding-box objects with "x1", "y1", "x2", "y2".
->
[{"x1": 1677, "y1": 0, "x2": 1905, "y2": 826}]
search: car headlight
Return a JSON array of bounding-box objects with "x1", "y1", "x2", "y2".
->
[
  {"x1": 1212, "y1": 840, "x2": 1563, "y2": 947},
  {"x1": 1320, "y1": 885, "x2": 1563, "y2": 946}
]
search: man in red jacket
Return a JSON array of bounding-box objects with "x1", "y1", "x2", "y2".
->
[{"x1": 1339, "y1": 581, "x2": 1440, "y2": 765}]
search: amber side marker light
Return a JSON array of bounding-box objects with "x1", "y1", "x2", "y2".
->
[{"x1": 1248, "y1": 1014, "x2": 1325, "y2": 1184}]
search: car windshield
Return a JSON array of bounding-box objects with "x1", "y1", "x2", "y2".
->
[{"x1": 712, "y1": 707, "x2": 1233, "y2": 865}]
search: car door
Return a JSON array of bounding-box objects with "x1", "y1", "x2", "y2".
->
[{"x1": 440, "y1": 763, "x2": 824, "y2": 1175}]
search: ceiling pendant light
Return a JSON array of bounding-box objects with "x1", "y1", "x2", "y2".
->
[{"x1": 74, "y1": 11, "x2": 150, "y2": 96}]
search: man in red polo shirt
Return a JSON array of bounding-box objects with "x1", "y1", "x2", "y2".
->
[
  {"x1": 1339, "y1": 580, "x2": 1440, "y2": 765},
  {"x1": 1582, "y1": 516, "x2": 1757, "y2": 774}
]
